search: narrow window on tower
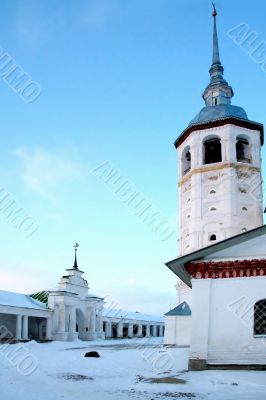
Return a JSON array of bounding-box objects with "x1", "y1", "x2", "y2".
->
[
  {"x1": 209, "y1": 234, "x2": 217, "y2": 241},
  {"x1": 182, "y1": 146, "x2": 191, "y2": 176},
  {"x1": 236, "y1": 136, "x2": 251, "y2": 163},
  {"x1": 203, "y1": 137, "x2": 222, "y2": 164}
]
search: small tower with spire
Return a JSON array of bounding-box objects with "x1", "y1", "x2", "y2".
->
[
  {"x1": 58, "y1": 243, "x2": 90, "y2": 299},
  {"x1": 73, "y1": 242, "x2": 79, "y2": 269},
  {"x1": 175, "y1": 4, "x2": 264, "y2": 256}
]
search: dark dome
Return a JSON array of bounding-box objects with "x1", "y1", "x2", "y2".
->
[{"x1": 189, "y1": 104, "x2": 248, "y2": 126}]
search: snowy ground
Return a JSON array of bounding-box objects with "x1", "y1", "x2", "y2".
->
[{"x1": 1, "y1": 337, "x2": 266, "y2": 400}]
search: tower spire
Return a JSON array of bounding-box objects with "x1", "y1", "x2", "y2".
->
[
  {"x1": 202, "y1": 3, "x2": 233, "y2": 107},
  {"x1": 212, "y1": 3, "x2": 220, "y2": 65},
  {"x1": 73, "y1": 242, "x2": 79, "y2": 269}
]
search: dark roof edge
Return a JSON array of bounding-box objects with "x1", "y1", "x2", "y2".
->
[
  {"x1": 166, "y1": 224, "x2": 266, "y2": 268},
  {"x1": 174, "y1": 117, "x2": 264, "y2": 148},
  {"x1": 165, "y1": 224, "x2": 266, "y2": 287}
]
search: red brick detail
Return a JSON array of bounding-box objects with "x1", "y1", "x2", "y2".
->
[{"x1": 186, "y1": 259, "x2": 266, "y2": 280}]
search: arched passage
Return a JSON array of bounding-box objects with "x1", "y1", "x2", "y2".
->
[{"x1": 28, "y1": 317, "x2": 47, "y2": 340}]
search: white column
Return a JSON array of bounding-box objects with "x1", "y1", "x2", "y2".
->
[
  {"x1": 104, "y1": 321, "x2": 109, "y2": 338},
  {"x1": 96, "y1": 314, "x2": 104, "y2": 337},
  {"x1": 22, "y1": 316, "x2": 28, "y2": 340},
  {"x1": 128, "y1": 323, "x2": 133, "y2": 338},
  {"x1": 69, "y1": 307, "x2": 76, "y2": 333},
  {"x1": 222, "y1": 138, "x2": 231, "y2": 162},
  {"x1": 89, "y1": 308, "x2": 96, "y2": 338},
  {"x1": 46, "y1": 317, "x2": 52, "y2": 340},
  {"x1": 151, "y1": 325, "x2": 157, "y2": 337},
  {"x1": 16, "y1": 315, "x2": 22, "y2": 340},
  {"x1": 108, "y1": 322, "x2": 112, "y2": 338},
  {"x1": 137, "y1": 324, "x2": 142, "y2": 337},
  {"x1": 58, "y1": 304, "x2": 66, "y2": 332},
  {"x1": 146, "y1": 324, "x2": 150, "y2": 337},
  {"x1": 159, "y1": 325, "x2": 163, "y2": 337},
  {"x1": 117, "y1": 321, "x2": 123, "y2": 338}
]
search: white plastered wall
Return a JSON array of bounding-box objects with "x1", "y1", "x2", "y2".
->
[
  {"x1": 177, "y1": 124, "x2": 263, "y2": 256},
  {"x1": 190, "y1": 276, "x2": 266, "y2": 365}
]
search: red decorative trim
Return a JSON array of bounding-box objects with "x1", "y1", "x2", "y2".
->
[
  {"x1": 174, "y1": 118, "x2": 264, "y2": 148},
  {"x1": 186, "y1": 259, "x2": 266, "y2": 280}
]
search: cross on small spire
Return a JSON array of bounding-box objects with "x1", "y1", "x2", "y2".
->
[
  {"x1": 212, "y1": 2, "x2": 217, "y2": 17},
  {"x1": 73, "y1": 242, "x2": 79, "y2": 269}
]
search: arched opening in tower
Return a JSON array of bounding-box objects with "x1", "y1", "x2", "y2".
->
[
  {"x1": 236, "y1": 137, "x2": 251, "y2": 163},
  {"x1": 204, "y1": 137, "x2": 222, "y2": 164},
  {"x1": 182, "y1": 146, "x2": 191, "y2": 175}
]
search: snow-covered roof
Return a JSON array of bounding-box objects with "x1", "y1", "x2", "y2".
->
[
  {"x1": 103, "y1": 308, "x2": 163, "y2": 323},
  {"x1": 0, "y1": 290, "x2": 48, "y2": 310}
]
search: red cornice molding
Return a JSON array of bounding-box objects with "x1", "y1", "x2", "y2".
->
[
  {"x1": 186, "y1": 259, "x2": 266, "y2": 280},
  {"x1": 174, "y1": 118, "x2": 264, "y2": 149}
]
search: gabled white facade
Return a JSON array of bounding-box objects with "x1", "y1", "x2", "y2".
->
[{"x1": 48, "y1": 267, "x2": 104, "y2": 341}]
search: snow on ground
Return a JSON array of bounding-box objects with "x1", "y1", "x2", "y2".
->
[{"x1": 1, "y1": 337, "x2": 266, "y2": 400}]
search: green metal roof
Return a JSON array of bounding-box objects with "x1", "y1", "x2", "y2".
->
[{"x1": 30, "y1": 290, "x2": 49, "y2": 305}]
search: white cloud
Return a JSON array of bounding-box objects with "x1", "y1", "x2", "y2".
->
[{"x1": 15, "y1": 147, "x2": 84, "y2": 202}]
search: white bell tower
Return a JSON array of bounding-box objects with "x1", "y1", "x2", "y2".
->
[{"x1": 175, "y1": 6, "x2": 264, "y2": 257}]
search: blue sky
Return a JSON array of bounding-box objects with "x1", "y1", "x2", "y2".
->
[{"x1": 1, "y1": 0, "x2": 266, "y2": 315}]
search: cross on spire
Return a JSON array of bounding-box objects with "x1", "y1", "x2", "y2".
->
[{"x1": 73, "y1": 242, "x2": 79, "y2": 269}]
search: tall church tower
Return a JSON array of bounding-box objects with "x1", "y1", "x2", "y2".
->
[{"x1": 176, "y1": 6, "x2": 264, "y2": 256}]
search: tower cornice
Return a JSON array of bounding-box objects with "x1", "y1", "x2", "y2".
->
[
  {"x1": 174, "y1": 117, "x2": 264, "y2": 149},
  {"x1": 178, "y1": 163, "x2": 261, "y2": 188}
]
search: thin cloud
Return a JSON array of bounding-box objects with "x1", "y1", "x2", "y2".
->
[
  {"x1": 14, "y1": 2, "x2": 66, "y2": 49},
  {"x1": 15, "y1": 147, "x2": 84, "y2": 202},
  {"x1": 77, "y1": 0, "x2": 120, "y2": 31}
]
